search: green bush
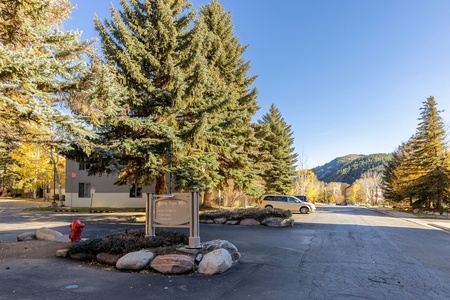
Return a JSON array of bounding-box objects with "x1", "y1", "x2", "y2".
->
[
  {"x1": 68, "y1": 229, "x2": 188, "y2": 255},
  {"x1": 200, "y1": 207, "x2": 292, "y2": 222}
]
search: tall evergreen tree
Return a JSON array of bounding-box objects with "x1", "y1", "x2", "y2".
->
[
  {"x1": 255, "y1": 104, "x2": 298, "y2": 194},
  {"x1": 174, "y1": 1, "x2": 260, "y2": 205},
  {"x1": 0, "y1": 0, "x2": 120, "y2": 152},
  {"x1": 382, "y1": 97, "x2": 450, "y2": 209},
  {"x1": 410, "y1": 96, "x2": 450, "y2": 209},
  {"x1": 91, "y1": 0, "x2": 260, "y2": 200},
  {"x1": 201, "y1": 1, "x2": 260, "y2": 198},
  {"x1": 92, "y1": 0, "x2": 197, "y2": 194}
]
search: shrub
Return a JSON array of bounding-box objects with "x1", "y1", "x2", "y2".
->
[
  {"x1": 200, "y1": 207, "x2": 291, "y2": 222},
  {"x1": 68, "y1": 229, "x2": 188, "y2": 255}
]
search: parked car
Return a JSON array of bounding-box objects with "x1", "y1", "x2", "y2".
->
[{"x1": 258, "y1": 195, "x2": 316, "y2": 214}]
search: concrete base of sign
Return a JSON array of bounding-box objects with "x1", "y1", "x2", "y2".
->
[{"x1": 187, "y1": 237, "x2": 201, "y2": 249}]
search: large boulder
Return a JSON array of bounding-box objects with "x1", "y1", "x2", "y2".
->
[
  {"x1": 17, "y1": 232, "x2": 36, "y2": 241},
  {"x1": 261, "y1": 217, "x2": 294, "y2": 227},
  {"x1": 35, "y1": 227, "x2": 63, "y2": 241},
  {"x1": 56, "y1": 249, "x2": 69, "y2": 257},
  {"x1": 116, "y1": 249, "x2": 154, "y2": 270},
  {"x1": 239, "y1": 219, "x2": 260, "y2": 226},
  {"x1": 198, "y1": 249, "x2": 232, "y2": 275},
  {"x1": 201, "y1": 239, "x2": 241, "y2": 262},
  {"x1": 150, "y1": 254, "x2": 194, "y2": 274},
  {"x1": 214, "y1": 218, "x2": 227, "y2": 224}
]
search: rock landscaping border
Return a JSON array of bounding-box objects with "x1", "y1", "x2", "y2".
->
[
  {"x1": 15, "y1": 228, "x2": 240, "y2": 276},
  {"x1": 199, "y1": 207, "x2": 294, "y2": 227}
]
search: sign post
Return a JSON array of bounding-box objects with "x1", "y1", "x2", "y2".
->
[
  {"x1": 189, "y1": 192, "x2": 200, "y2": 248},
  {"x1": 145, "y1": 192, "x2": 201, "y2": 249},
  {"x1": 89, "y1": 187, "x2": 95, "y2": 212}
]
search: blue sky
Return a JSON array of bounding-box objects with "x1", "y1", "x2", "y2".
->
[{"x1": 65, "y1": 0, "x2": 450, "y2": 168}]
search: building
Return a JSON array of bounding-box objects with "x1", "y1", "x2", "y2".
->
[{"x1": 65, "y1": 160, "x2": 158, "y2": 208}]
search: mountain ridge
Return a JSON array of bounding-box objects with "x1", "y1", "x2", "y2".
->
[{"x1": 312, "y1": 153, "x2": 392, "y2": 184}]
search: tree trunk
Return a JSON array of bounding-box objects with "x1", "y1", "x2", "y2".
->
[
  {"x1": 55, "y1": 170, "x2": 63, "y2": 206},
  {"x1": 437, "y1": 192, "x2": 443, "y2": 211},
  {"x1": 155, "y1": 175, "x2": 166, "y2": 195},
  {"x1": 203, "y1": 191, "x2": 212, "y2": 208},
  {"x1": 1, "y1": 185, "x2": 7, "y2": 197}
]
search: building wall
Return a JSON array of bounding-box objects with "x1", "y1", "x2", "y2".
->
[
  {"x1": 65, "y1": 160, "x2": 157, "y2": 208},
  {"x1": 65, "y1": 192, "x2": 146, "y2": 208}
]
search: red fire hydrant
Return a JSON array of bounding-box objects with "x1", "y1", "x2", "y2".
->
[{"x1": 69, "y1": 219, "x2": 85, "y2": 243}]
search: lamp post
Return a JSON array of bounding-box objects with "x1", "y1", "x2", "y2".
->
[{"x1": 42, "y1": 171, "x2": 47, "y2": 201}]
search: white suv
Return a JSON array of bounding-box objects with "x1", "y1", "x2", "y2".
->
[{"x1": 258, "y1": 195, "x2": 316, "y2": 214}]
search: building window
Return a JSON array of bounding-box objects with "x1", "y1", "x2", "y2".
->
[
  {"x1": 78, "y1": 183, "x2": 91, "y2": 198},
  {"x1": 79, "y1": 163, "x2": 91, "y2": 171},
  {"x1": 129, "y1": 184, "x2": 142, "y2": 198}
]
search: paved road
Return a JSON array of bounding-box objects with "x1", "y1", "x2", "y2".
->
[{"x1": 1, "y1": 200, "x2": 450, "y2": 299}]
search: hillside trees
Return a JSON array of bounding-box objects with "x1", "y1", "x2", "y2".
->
[
  {"x1": 382, "y1": 97, "x2": 450, "y2": 209},
  {"x1": 255, "y1": 104, "x2": 298, "y2": 194},
  {"x1": 313, "y1": 154, "x2": 391, "y2": 184}
]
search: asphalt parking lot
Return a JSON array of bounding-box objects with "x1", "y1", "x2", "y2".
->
[{"x1": 3, "y1": 199, "x2": 450, "y2": 300}]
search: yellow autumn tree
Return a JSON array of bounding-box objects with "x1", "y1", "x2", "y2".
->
[
  {"x1": 293, "y1": 169, "x2": 321, "y2": 201},
  {"x1": 9, "y1": 143, "x2": 65, "y2": 199}
]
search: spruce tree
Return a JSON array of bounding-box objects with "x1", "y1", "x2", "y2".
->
[
  {"x1": 255, "y1": 104, "x2": 298, "y2": 194},
  {"x1": 174, "y1": 1, "x2": 260, "y2": 205},
  {"x1": 201, "y1": 1, "x2": 260, "y2": 198},
  {"x1": 410, "y1": 96, "x2": 450, "y2": 209},
  {"x1": 383, "y1": 97, "x2": 450, "y2": 209},
  {"x1": 92, "y1": 0, "x2": 260, "y2": 199},
  {"x1": 93, "y1": 0, "x2": 196, "y2": 194},
  {"x1": 0, "y1": 0, "x2": 122, "y2": 154}
]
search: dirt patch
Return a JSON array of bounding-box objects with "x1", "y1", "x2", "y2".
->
[{"x1": 0, "y1": 240, "x2": 71, "y2": 262}]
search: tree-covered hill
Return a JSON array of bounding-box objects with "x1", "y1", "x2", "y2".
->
[{"x1": 312, "y1": 154, "x2": 392, "y2": 184}]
